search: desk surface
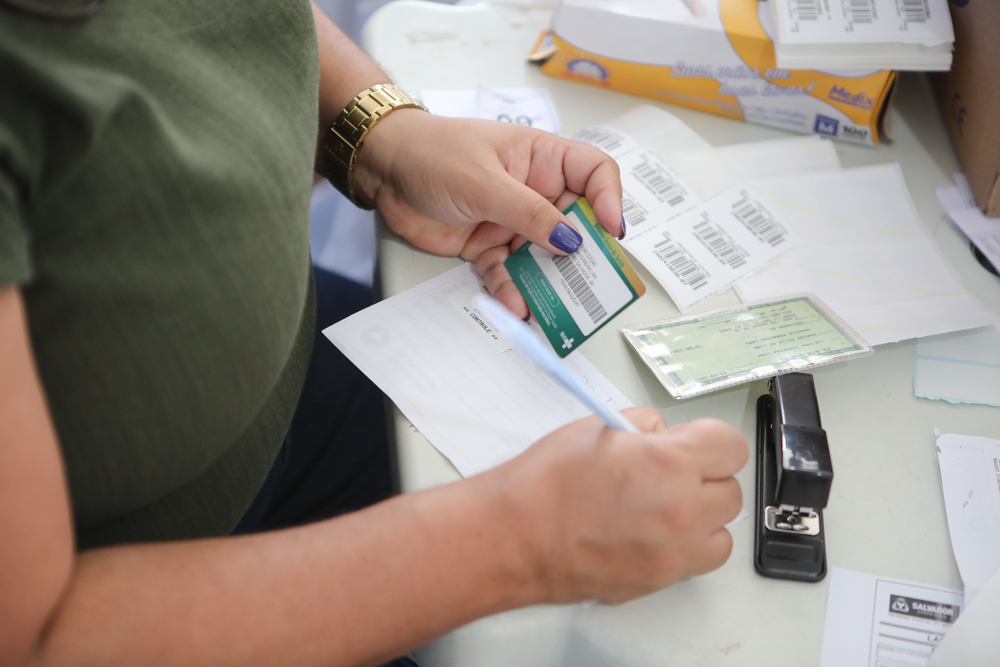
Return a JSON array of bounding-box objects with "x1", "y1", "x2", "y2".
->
[{"x1": 362, "y1": 3, "x2": 1000, "y2": 665}]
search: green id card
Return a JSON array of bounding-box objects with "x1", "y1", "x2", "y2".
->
[
  {"x1": 621, "y1": 294, "x2": 873, "y2": 399},
  {"x1": 505, "y1": 198, "x2": 646, "y2": 357}
]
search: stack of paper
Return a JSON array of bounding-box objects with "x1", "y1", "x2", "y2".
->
[{"x1": 769, "y1": 0, "x2": 955, "y2": 71}]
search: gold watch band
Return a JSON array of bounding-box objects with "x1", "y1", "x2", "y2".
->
[{"x1": 323, "y1": 84, "x2": 428, "y2": 210}]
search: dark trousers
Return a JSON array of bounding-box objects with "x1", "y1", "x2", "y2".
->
[{"x1": 235, "y1": 267, "x2": 418, "y2": 667}]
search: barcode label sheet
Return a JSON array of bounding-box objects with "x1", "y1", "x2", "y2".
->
[
  {"x1": 571, "y1": 124, "x2": 797, "y2": 312},
  {"x1": 622, "y1": 186, "x2": 799, "y2": 311},
  {"x1": 571, "y1": 125, "x2": 699, "y2": 232},
  {"x1": 777, "y1": 0, "x2": 946, "y2": 43}
]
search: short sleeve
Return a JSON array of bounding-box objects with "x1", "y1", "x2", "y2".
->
[{"x1": 0, "y1": 163, "x2": 32, "y2": 289}]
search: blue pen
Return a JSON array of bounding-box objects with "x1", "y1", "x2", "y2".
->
[{"x1": 473, "y1": 294, "x2": 640, "y2": 433}]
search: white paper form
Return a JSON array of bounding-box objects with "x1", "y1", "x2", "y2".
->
[
  {"x1": 936, "y1": 433, "x2": 1000, "y2": 605},
  {"x1": 323, "y1": 263, "x2": 632, "y2": 477},
  {"x1": 419, "y1": 87, "x2": 561, "y2": 135},
  {"x1": 736, "y1": 164, "x2": 1000, "y2": 346},
  {"x1": 915, "y1": 326, "x2": 1000, "y2": 408},
  {"x1": 930, "y1": 567, "x2": 1000, "y2": 667},
  {"x1": 820, "y1": 567, "x2": 964, "y2": 667}
]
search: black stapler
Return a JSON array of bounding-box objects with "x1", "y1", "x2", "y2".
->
[{"x1": 754, "y1": 373, "x2": 833, "y2": 582}]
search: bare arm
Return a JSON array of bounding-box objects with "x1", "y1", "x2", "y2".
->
[{"x1": 0, "y1": 284, "x2": 744, "y2": 666}]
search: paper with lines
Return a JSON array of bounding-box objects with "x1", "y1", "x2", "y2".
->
[
  {"x1": 323, "y1": 263, "x2": 632, "y2": 477},
  {"x1": 915, "y1": 326, "x2": 1000, "y2": 407},
  {"x1": 736, "y1": 164, "x2": 999, "y2": 345}
]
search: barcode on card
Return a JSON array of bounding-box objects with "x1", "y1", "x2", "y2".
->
[
  {"x1": 622, "y1": 193, "x2": 648, "y2": 227},
  {"x1": 631, "y1": 157, "x2": 686, "y2": 207},
  {"x1": 791, "y1": 0, "x2": 823, "y2": 20},
  {"x1": 692, "y1": 217, "x2": 748, "y2": 270},
  {"x1": 845, "y1": 0, "x2": 876, "y2": 25},
  {"x1": 553, "y1": 255, "x2": 608, "y2": 324},
  {"x1": 898, "y1": 0, "x2": 930, "y2": 23},
  {"x1": 571, "y1": 127, "x2": 626, "y2": 154},
  {"x1": 652, "y1": 235, "x2": 709, "y2": 291}
]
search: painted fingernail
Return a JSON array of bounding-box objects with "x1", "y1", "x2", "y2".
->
[
  {"x1": 549, "y1": 222, "x2": 583, "y2": 253},
  {"x1": 618, "y1": 214, "x2": 627, "y2": 241}
]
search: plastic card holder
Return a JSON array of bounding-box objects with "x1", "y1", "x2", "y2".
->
[{"x1": 621, "y1": 294, "x2": 872, "y2": 400}]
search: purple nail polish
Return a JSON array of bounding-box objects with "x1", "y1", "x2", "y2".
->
[
  {"x1": 549, "y1": 222, "x2": 583, "y2": 253},
  {"x1": 618, "y1": 214, "x2": 627, "y2": 241}
]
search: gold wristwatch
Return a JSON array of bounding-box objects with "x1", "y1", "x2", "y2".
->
[{"x1": 323, "y1": 84, "x2": 428, "y2": 209}]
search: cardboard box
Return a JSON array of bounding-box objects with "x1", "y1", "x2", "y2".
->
[
  {"x1": 529, "y1": 0, "x2": 896, "y2": 146},
  {"x1": 932, "y1": 0, "x2": 1000, "y2": 216}
]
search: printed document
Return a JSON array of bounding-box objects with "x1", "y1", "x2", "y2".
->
[
  {"x1": 935, "y1": 433, "x2": 1000, "y2": 604},
  {"x1": 736, "y1": 164, "x2": 999, "y2": 345},
  {"x1": 323, "y1": 263, "x2": 632, "y2": 477},
  {"x1": 820, "y1": 567, "x2": 963, "y2": 667}
]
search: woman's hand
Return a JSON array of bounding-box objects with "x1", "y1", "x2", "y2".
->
[
  {"x1": 477, "y1": 409, "x2": 748, "y2": 605},
  {"x1": 353, "y1": 110, "x2": 624, "y2": 318}
]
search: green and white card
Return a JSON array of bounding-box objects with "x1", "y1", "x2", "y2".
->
[
  {"x1": 621, "y1": 294, "x2": 873, "y2": 399},
  {"x1": 505, "y1": 198, "x2": 646, "y2": 357}
]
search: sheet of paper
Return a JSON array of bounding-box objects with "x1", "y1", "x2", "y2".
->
[
  {"x1": 622, "y1": 185, "x2": 799, "y2": 311},
  {"x1": 930, "y1": 566, "x2": 1000, "y2": 667},
  {"x1": 323, "y1": 263, "x2": 633, "y2": 477},
  {"x1": 716, "y1": 135, "x2": 842, "y2": 179},
  {"x1": 915, "y1": 326, "x2": 1000, "y2": 407},
  {"x1": 935, "y1": 432, "x2": 1000, "y2": 604},
  {"x1": 820, "y1": 567, "x2": 964, "y2": 667},
  {"x1": 420, "y1": 87, "x2": 561, "y2": 134},
  {"x1": 736, "y1": 164, "x2": 999, "y2": 346}
]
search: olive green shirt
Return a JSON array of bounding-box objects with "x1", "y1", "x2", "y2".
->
[{"x1": 0, "y1": 0, "x2": 320, "y2": 548}]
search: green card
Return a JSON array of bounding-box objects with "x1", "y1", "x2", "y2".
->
[
  {"x1": 505, "y1": 198, "x2": 646, "y2": 357},
  {"x1": 621, "y1": 294, "x2": 873, "y2": 399}
]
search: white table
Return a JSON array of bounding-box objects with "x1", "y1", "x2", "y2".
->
[{"x1": 361, "y1": 3, "x2": 1000, "y2": 665}]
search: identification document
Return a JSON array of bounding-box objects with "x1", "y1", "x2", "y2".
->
[
  {"x1": 505, "y1": 198, "x2": 646, "y2": 357},
  {"x1": 621, "y1": 294, "x2": 872, "y2": 399}
]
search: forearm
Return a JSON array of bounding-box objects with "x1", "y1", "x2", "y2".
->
[
  {"x1": 312, "y1": 2, "x2": 391, "y2": 164},
  {"x1": 38, "y1": 475, "x2": 536, "y2": 667}
]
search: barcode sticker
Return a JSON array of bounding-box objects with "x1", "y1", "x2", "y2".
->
[
  {"x1": 621, "y1": 185, "x2": 798, "y2": 311},
  {"x1": 622, "y1": 193, "x2": 649, "y2": 228},
  {"x1": 571, "y1": 125, "x2": 642, "y2": 160},
  {"x1": 652, "y1": 235, "x2": 710, "y2": 291},
  {"x1": 505, "y1": 198, "x2": 645, "y2": 356},
  {"x1": 844, "y1": 0, "x2": 876, "y2": 28},
  {"x1": 898, "y1": 0, "x2": 930, "y2": 25},
  {"x1": 729, "y1": 190, "x2": 790, "y2": 247},
  {"x1": 692, "y1": 216, "x2": 749, "y2": 269}
]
